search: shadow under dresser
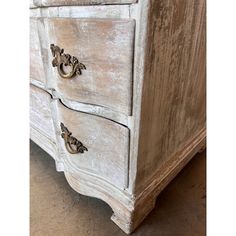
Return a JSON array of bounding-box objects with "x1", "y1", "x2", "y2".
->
[{"x1": 30, "y1": 0, "x2": 206, "y2": 234}]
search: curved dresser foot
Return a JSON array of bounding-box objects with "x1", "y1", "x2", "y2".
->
[{"x1": 111, "y1": 197, "x2": 156, "y2": 234}]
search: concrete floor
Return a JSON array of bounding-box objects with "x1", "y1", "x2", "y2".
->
[{"x1": 30, "y1": 141, "x2": 206, "y2": 236}]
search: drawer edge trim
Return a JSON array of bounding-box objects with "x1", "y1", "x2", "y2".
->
[
  {"x1": 30, "y1": 80, "x2": 130, "y2": 127},
  {"x1": 30, "y1": 5, "x2": 131, "y2": 19}
]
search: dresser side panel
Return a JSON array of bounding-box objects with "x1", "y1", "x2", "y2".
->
[{"x1": 135, "y1": 0, "x2": 206, "y2": 193}]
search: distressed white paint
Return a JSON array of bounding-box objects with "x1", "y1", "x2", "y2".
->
[
  {"x1": 52, "y1": 99, "x2": 130, "y2": 189},
  {"x1": 30, "y1": 78, "x2": 129, "y2": 126},
  {"x1": 59, "y1": 97, "x2": 129, "y2": 126},
  {"x1": 30, "y1": 5, "x2": 130, "y2": 18},
  {"x1": 30, "y1": 85, "x2": 56, "y2": 141},
  {"x1": 30, "y1": 0, "x2": 206, "y2": 234},
  {"x1": 31, "y1": 0, "x2": 137, "y2": 8},
  {"x1": 44, "y1": 17, "x2": 135, "y2": 116},
  {"x1": 30, "y1": 18, "x2": 46, "y2": 84}
]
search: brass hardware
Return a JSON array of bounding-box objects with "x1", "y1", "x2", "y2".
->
[
  {"x1": 60, "y1": 122, "x2": 88, "y2": 154},
  {"x1": 50, "y1": 44, "x2": 86, "y2": 79}
]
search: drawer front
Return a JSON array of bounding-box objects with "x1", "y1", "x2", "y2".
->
[
  {"x1": 30, "y1": 85, "x2": 56, "y2": 141},
  {"x1": 30, "y1": 19, "x2": 46, "y2": 84},
  {"x1": 55, "y1": 101, "x2": 129, "y2": 189},
  {"x1": 33, "y1": 0, "x2": 137, "y2": 7},
  {"x1": 46, "y1": 18, "x2": 135, "y2": 116}
]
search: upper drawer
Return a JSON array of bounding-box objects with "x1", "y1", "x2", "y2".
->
[
  {"x1": 55, "y1": 100, "x2": 129, "y2": 189},
  {"x1": 30, "y1": 18, "x2": 46, "y2": 84},
  {"x1": 32, "y1": 0, "x2": 137, "y2": 7},
  {"x1": 46, "y1": 18, "x2": 135, "y2": 116}
]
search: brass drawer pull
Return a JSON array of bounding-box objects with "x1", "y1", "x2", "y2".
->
[
  {"x1": 50, "y1": 44, "x2": 86, "y2": 79},
  {"x1": 60, "y1": 122, "x2": 88, "y2": 154}
]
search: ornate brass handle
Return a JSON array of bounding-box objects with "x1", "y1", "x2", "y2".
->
[
  {"x1": 50, "y1": 44, "x2": 86, "y2": 79},
  {"x1": 60, "y1": 122, "x2": 88, "y2": 154}
]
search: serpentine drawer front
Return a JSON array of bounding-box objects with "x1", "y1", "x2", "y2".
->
[
  {"x1": 46, "y1": 18, "x2": 135, "y2": 116},
  {"x1": 30, "y1": 0, "x2": 206, "y2": 234},
  {"x1": 30, "y1": 85, "x2": 57, "y2": 158},
  {"x1": 54, "y1": 100, "x2": 129, "y2": 189}
]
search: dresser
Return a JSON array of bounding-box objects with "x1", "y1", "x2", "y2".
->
[{"x1": 30, "y1": 0, "x2": 206, "y2": 234}]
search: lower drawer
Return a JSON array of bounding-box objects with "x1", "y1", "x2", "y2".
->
[
  {"x1": 54, "y1": 100, "x2": 129, "y2": 189},
  {"x1": 30, "y1": 85, "x2": 57, "y2": 157}
]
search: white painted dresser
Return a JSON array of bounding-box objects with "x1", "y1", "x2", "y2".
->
[{"x1": 30, "y1": 0, "x2": 206, "y2": 233}]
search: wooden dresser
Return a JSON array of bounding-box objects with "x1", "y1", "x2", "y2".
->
[{"x1": 30, "y1": 0, "x2": 206, "y2": 234}]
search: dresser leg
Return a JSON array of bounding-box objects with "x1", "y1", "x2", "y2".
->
[{"x1": 111, "y1": 198, "x2": 156, "y2": 234}]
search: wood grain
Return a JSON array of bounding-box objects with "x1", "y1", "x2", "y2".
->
[
  {"x1": 135, "y1": 0, "x2": 206, "y2": 193},
  {"x1": 29, "y1": 0, "x2": 206, "y2": 233},
  {"x1": 45, "y1": 18, "x2": 135, "y2": 116},
  {"x1": 32, "y1": 0, "x2": 137, "y2": 8},
  {"x1": 30, "y1": 85, "x2": 56, "y2": 140},
  {"x1": 30, "y1": 18, "x2": 46, "y2": 84},
  {"x1": 30, "y1": 5, "x2": 130, "y2": 19},
  {"x1": 53, "y1": 100, "x2": 130, "y2": 189},
  {"x1": 59, "y1": 97, "x2": 129, "y2": 126},
  {"x1": 30, "y1": 78, "x2": 130, "y2": 126},
  {"x1": 30, "y1": 126, "x2": 57, "y2": 159}
]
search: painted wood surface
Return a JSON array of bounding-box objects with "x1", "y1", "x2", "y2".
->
[
  {"x1": 30, "y1": 126, "x2": 57, "y2": 159},
  {"x1": 45, "y1": 18, "x2": 134, "y2": 116},
  {"x1": 30, "y1": 78, "x2": 130, "y2": 126},
  {"x1": 30, "y1": 19, "x2": 46, "y2": 84},
  {"x1": 32, "y1": 0, "x2": 137, "y2": 8},
  {"x1": 135, "y1": 0, "x2": 206, "y2": 193},
  {"x1": 30, "y1": 0, "x2": 36, "y2": 8},
  {"x1": 53, "y1": 100, "x2": 130, "y2": 189},
  {"x1": 59, "y1": 97, "x2": 129, "y2": 126},
  {"x1": 30, "y1": 85, "x2": 56, "y2": 143},
  {"x1": 29, "y1": 0, "x2": 206, "y2": 233},
  {"x1": 30, "y1": 5, "x2": 130, "y2": 19}
]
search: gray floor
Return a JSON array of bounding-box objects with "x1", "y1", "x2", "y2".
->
[{"x1": 30, "y1": 141, "x2": 206, "y2": 236}]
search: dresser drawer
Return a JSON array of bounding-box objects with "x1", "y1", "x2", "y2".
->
[
  {"x1": 46, "y1": 18, "x2": 134, "y2": 116},
  {"x1": 33, "y1": 0, "x2": 137, "y2": 7},
  {"x1": 30, "y1": 85, "x2": 57, "y2": 157},
  {"x1": 55, "y1": 101, "x2": 129, "y2": 189},
  {"x1": 30, "y1": 85, "x2": 56, "y2": 139},
  {"x1": 30, "y1": 19, "x2": 46, "y2": 84}
]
